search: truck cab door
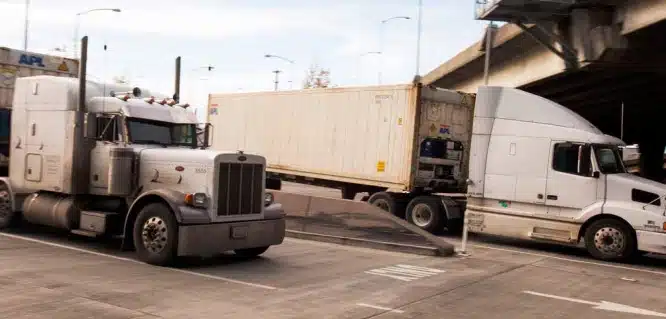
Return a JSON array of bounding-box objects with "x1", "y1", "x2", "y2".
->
[{"x1": 546, "y1": 141, "x2": 599, "y2": 217}]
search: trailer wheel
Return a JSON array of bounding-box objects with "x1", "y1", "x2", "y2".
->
[
  {"x1": 133, "y1": 203, "x2": 178, "y2": 266},
  {"x1": 584, "y1": 218, "x2": 637, "y2": 262},
  {"x1": 234, "y1": 246, "x2": 270, "y2": 258},
  {"x1": 405, "y1": 196, "x2": 443, "y2": 233},
  {"x1": 367, "y1": 192, "x2": 407, "y2": 217},
  {"x1": 0, "y1": 182, "x2": 15, "y2": 229}
]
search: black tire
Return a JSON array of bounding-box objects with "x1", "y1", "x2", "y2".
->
[
  {"x1": 133, "y1": 203, "x2": 178, "y2": 266},
  {"x1": 405, "y1": 196, "x2": 443, "y2": 233},
  {"x1": 367, "y1": 192, "x2": 407, "y2": 217},
  {"x1": 234, "y1": 246, "x2": 270, "y2": 258},
  {"x1": 584, "y1": 218, "x2": 637, "y2": 262},
  {"x1": 0, "y1": 182, "x2": 15, "y2": 229}
]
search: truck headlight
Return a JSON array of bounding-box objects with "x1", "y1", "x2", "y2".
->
[
  {"x1": 265, "y1": 192, "x2": 274, "y2": 207},
  {"x1": 185, "y1": 192, "x2": 208, "y2": 208}
]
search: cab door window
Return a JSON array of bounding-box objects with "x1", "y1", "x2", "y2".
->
[
  {"x1": 96, "y1": 115, "x2": 121, "y2": 142},
  {"x1": 552, "y1": 143, "x2": 592, "y2": 177}
]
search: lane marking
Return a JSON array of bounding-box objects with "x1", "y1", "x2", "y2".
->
[
  {"x1": 365, "y1": 264, "x2": 445, "y2": 282},
  {"x1": 0, "y1": 232, "x2": 278, "y2": 290},
  {"x1": 461, "y1": 241, "x2": 666, "y2": 277},
  {"x1": 356, "y1": 303, "x2": 405, "y2": 314},
  {"x1": 523, "y1": 290, "x2": 666, "y2": 317}
]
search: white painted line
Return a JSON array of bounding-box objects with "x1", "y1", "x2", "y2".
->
[
  {"x1": 365, "y1": 264, "x2": 445, "y2": 282},
  {"x1": 356, "y1": 303, "x2": 405, "y2": 314},
  {"x1": 0, "y1": 232, "x2": 278, "y2": 290},
  {"x1": 523, "y1": 290, "x2": 598, "y2": 306},
  {"x1": 468, "y1": 242, "x2": 666, "y2": 277},
  {"x1": 523, "y1": 290, "x2": 666, "y2": 317}
]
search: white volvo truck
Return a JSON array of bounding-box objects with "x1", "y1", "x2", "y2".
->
[
  {"x1": 0, "y1": 37, "x2": 285, "y2": 266},
  {"x1": 208, "y1": 83, "x2": 666, "y2": 261}
]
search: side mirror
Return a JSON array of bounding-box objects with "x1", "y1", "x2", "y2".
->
[
  {"x1": 203, "y1": 123, "x2": 214, "y2": 148},
  {"x1": 593, "y1": 171, "x2": 600, "y2": 179},
  {"x1": 83, "y1": 113, "x2": 96, "y2": 139}
]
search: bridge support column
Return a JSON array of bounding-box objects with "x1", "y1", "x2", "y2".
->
[{"x1": 636, "y1": 105, "x2": 666, "y2": 182}]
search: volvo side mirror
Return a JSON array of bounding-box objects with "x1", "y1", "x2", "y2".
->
[{"x1": 593, "y1": 171, "x2": 600, "y2": 179}]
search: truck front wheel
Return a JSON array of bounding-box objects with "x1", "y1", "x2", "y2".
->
[
  {"x1": 584, "y1": 218, "x2": 637, "y2": 262},
  {"x1": 133, "y1": 203, "x2": 178, "y2": 266},
  {"x1": 405, "y1": 196, "x2": 443, "y2": 233},
  {"x1": 0, "y1": 182, "x2": 15, "y2": 229}
]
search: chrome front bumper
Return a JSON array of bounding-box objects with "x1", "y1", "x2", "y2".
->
[{"x1": 176, "y1": 203, "x2": 286, "y2": 257}]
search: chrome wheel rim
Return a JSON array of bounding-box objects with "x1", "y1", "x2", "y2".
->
[
  {"x1": 412, "y1": 203, "x2": 433, "y2": 228},
  {"x1": 142, "y1": 217, "x2": 168, "y2": 254},
  {"x1": 594, "y1": 226, "x2": 625, "y2": 255}
]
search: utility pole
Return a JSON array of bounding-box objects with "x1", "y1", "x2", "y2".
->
[
  {"x1": 620, "y1": 102, "x2": 625, "y2": 141},
  {"x1": 273, "y1": 70, "x2": 281, "y2": 91},
  {"x1": 23, "y1": 0, "x2": 30, "y2": 51},
  {"x1": 415, "y1": 0, "x2": 423, "y2": 77}
]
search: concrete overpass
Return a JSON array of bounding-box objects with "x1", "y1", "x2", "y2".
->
[{"x1": 422, "y1": 0, "x2": 666, "y2": 181}]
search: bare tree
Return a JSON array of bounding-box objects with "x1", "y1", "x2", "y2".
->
[{"x1": 302, "y1": 64, "x2": 331, "y2": 89}]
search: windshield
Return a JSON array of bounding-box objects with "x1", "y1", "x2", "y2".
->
[
  {"x1": 594, "y1": 144, "x2": 626, "y2": 174},
  {"x1": 127, "y1": 118, "x2": 197, "y2": 147}
]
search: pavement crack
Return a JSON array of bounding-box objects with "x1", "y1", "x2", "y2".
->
[{"x1": 359, "y1": 256, "x2": 549, "y2": 318}]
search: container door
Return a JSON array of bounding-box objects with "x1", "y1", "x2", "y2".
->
[{"x1": 546, "y1": 141, "x2": 599, "y2": 217}]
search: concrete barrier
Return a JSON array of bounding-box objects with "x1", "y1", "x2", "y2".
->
[{"x1": 272, "y1": 191, "x2": 456, "y2": 257}]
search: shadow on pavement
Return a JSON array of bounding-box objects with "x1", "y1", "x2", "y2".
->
[{"x1": 272, "y1": 191, "x2": 456, "y2": 257}]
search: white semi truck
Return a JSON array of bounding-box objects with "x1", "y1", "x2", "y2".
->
[
  {"x1": 208, "y1": 82, "x2": 666, "y2": 261},
  {"x1": 0, "y1": 37, "x2": 285, "y2": 266}
]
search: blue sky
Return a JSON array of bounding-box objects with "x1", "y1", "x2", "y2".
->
[{"x1": 1, "y1": 0, "x2": 487, "y2": 117}]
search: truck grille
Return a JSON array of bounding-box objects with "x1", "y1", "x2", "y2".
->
[{"x1": 217, "y1": 163, "x2": 263, "y2": 216}]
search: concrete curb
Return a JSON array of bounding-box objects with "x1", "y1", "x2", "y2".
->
[
  {"x1": 285, "y1": 229, "x2": 447, "y2": 257},
  {"x1": 273, "y1": 191, "x2": 457, "y2": 257}
]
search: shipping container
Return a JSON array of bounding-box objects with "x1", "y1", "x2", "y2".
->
[
  {"x1": 207, "y1": 83, "x2": 475, "y2": 197},
  {"x1": 1, "y1": 47, "x2": 79, "y2": 108}
]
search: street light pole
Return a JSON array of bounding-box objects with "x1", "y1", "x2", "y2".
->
[
  {"x1": 272, "y1": 70, "x2": 282, "y2": 91},
  {"x1": 265, "y1": 54, "x2": 294, "y2": 90},
  {"x1": 73, "y1": 8, "x2": 121, "y2": 59},
  {"x1": 482, "y1": 21, "x2": 495, "y2": 85},
  {"x1": 23, "y1": 0, "x2": 30, "y2": 51},
  {"x1": 379, "y1": 16, "x2": 411, "y2": 84}
]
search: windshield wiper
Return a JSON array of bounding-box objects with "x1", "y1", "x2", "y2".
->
[{"x1": 132, "y1": 140, "x2": 170, "y2": 147}]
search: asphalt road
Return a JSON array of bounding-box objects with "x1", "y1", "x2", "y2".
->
[{"x1": 2, "y1": 182, "x2": 666, "y2": 318}]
